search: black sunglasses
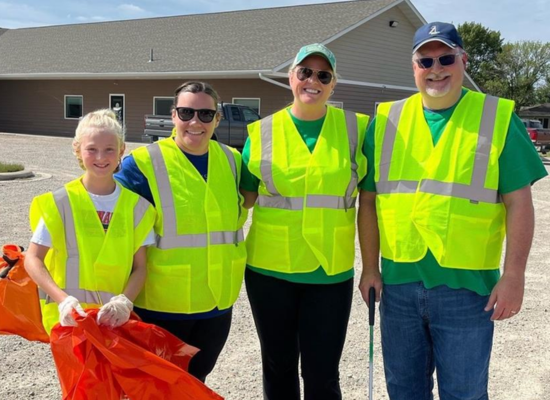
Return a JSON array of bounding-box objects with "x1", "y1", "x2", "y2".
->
[
  {"x1": 414, "y1": 53, "x2": 462, "y2": 69},
  {"x1": 295, "y1": 67, "x2": 334, "y2": 85},
  {"x1": 175, "y1": 107, "x2": 217, "y2": 123}
]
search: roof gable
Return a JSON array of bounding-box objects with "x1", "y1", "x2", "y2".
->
[{"x1": 521, "y1": 103, "x2": 550, "y2": 113}]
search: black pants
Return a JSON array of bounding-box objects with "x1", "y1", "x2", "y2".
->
[
  {"x1": 136, "y1": 309, "x2": 232, "y2": 382},
  {"x1": 245, "y1": 268, "x2": 353, "y2": 400}
]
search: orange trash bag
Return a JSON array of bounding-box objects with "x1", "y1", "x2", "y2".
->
[
  {"x1": 50, "y1": 309, "x2": 224, "y2": 400},
  {"x1": 0, "y1": 244, "x2": 49, "y2": 343}
]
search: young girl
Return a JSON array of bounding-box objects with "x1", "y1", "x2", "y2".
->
[{"x1": 25, "y1": 109, "x2": 156, "y2": 334}]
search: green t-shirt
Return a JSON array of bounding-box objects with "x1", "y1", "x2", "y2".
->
[
  {"x1": 241, "y1": 108, "x2": 364, "y2": 284},
  {"x1": 360, "y1": 90, "x2": 548, "y2": 295}
]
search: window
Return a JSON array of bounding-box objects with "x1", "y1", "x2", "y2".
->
[
  {"x1": 243, "y1": 108, "x2": 260, "y2": 122},
  {"x1": 154, "y1": 97, "x2": 173, "y2": 115},
  {"x1": 232, "y1": 98, "x2": 260, "y2": 114},
  {"x1": 230, "y1": 107, "x2": 242, "y2": 121},
  {"x1": 539, "y1": 118, "x2": 549, "y2": 129},
  {"x1": 65, "y1": 95, "x2": 83, "y2": 119},
  {"x1": 327, "y1": 101, "x2": 343, "y2": 109}
]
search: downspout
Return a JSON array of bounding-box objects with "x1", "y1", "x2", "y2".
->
[{"x1": 259, "y1": 73, "x2": 291, "y2": 90}]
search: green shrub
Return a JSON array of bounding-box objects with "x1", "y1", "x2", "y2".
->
[{"x1": 0, "y1": 161, "x2": 24, "y2": 173}]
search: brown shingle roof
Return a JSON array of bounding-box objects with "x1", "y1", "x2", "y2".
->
[
  {"x1": 0, "y1": 0, "x2": 396, "y2": 75},
  {"x1": 519, "y1": 103, "x2": 550, "y2": 117}
]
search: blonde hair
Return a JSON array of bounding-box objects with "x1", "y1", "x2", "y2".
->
[{"x1": 72, "y1": 109, "x2": 125, "y2": 171}]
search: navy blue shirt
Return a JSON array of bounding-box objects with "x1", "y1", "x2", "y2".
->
[{"x1": 115, "y1": 144, "x2": 230, "y2": 320}]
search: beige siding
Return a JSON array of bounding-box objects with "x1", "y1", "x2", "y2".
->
[
  {"x1": 328, "y1": 6, "x2": 479, "y2": 91},
  {"x1": 332, "y1": 84, "x2": 412, "y2": 117},
  {"x1": 329, "y1": 6, "x2": 417, "y2": 88},
  {"x1": 463, "y1": 75, "x2": 477, "y2": 90}
]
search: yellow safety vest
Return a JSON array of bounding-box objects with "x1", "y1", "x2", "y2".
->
[
  {"x1": 246, "y1": 106, "x2": 369, "y2": 275},
  {"x1": 374, "y1": 89, "x2": 514, "y2": 270},
  {"x1": 132, "y1": 138, "x2": 247, "y2": 313},
  {"x1": 29, "y1": 178, "x2": 156, "y2": 333}
]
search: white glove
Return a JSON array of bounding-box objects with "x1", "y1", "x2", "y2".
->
[
  {"x1": 97, "y1": 294, "x2": 133, "y2": 328},
  {"x1": 58, "y1": 296, "x2": 87, "y2": 327}
]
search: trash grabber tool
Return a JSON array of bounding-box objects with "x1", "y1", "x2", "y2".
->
[{"x1": 368, "y1": 286, "x2": 376, "y2": 399}]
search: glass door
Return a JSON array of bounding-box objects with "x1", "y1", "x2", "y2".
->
[{"x1": 109, "y1": 94, "x2": 125, "y2": 126}]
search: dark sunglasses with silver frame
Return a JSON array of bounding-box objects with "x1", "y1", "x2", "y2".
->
[
  {"x1": 295, "y1": 67, "x2": 334, "y2": 85},
  {"x1": 414, "y1": 53, "x2": 462, "y2": 69},
  {"x1": 175, "y1": 107, "x2": 217, "y2": 123}
]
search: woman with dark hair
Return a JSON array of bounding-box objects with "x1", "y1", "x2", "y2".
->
[
  {"x1": 116, "y1": 81, "x2": 247, "y2": 383},
  {"x1": 240, "y1": 44, "x2": 370, "y2": 400}
]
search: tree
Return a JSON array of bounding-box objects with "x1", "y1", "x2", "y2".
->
[
  {"x1": 457, "y1": 22, "x2": 503, "y2": 91},
  {"x1": 485, "y1": 41, "x2": 550, "y2": 110},
  {"x1": 534, "y1": 73, "x2": 550, "y2": 104}
]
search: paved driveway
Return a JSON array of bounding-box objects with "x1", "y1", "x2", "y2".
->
[{"x1": 1, "y1": 132, "x2": 549, "y2": 399}]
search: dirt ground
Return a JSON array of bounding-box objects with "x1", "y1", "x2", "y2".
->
[{"x1": 1, "y1": 132, "x2": 549, "y2": 400}]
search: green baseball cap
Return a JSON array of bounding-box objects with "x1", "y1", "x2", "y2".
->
[{"x1": 291, "y1": 43, "x2": 337, "y2": 72}]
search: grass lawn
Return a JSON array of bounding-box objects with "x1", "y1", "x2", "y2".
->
[{"x1": 0, "y1": 161, "x2": 24, "y2": 173}]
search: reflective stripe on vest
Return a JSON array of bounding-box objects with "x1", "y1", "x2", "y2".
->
[
  {"x1": 218, "y1": 141, "x2": 243, "y2": 223},
  {"x1": 147, "y1": 142, "x2": 243, "y2": 248},
  {"x1": 257, "y1": 110, "x2": 359, "y2": 210},
  {"x1": 376, "y1": 95, "x2": 501, "y2": 204},
  {"x1": 39, "y1": 187, "x2": 151, "y2": 305}
]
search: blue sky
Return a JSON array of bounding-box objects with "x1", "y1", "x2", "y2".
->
[{"x1": 1, "y1": 0, "x2": 548, "y2": 43}]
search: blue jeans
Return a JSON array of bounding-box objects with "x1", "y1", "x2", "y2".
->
[{"x1": 380, "y1": 282, "x2": 494, "y2": 400}]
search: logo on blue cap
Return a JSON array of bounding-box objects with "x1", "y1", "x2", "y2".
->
[
  {"x1": 429, "y1": 26, "x2": 440, "y2": 35},
  {"x1": 412, "y1": 22, "x2": 463, "y2": 54}
]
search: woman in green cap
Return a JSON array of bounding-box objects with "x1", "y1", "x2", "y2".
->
[{"x1": 240, "y1": 43, "x2": 370, "y2": 400}]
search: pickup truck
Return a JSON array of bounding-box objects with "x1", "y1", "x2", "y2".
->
[
  {"x1": 142, "y1": 103, "x2": 261, "y2": 149},
  {"x1": 522, "y1": 119, "x2": 550, "y2": 153}
]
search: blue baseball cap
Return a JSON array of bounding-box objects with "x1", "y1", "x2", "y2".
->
[
  {"x1": 291, "y1": 43, "x2": 337, "y2": 72},
  {"x1": 412, "y1": 22, "x2": 463, "y2": 54}
]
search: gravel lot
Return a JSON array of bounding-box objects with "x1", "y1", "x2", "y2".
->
[{"x1": 1, "y1": 132, "x2": 549, "y2": 400}]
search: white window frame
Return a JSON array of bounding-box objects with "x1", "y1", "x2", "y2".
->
[
  {"x1": 327, "y1": 100, "x2": 343, "y2": 109},
  {"x1": 153, "y1": 96, "x2": 174, "y2": 115},
  {"x1": 64, "y1": 95, "x2": 83, "y2": 120},
  {"x1": 232, "y1": 97, "x2": 261, "y2": 114}
]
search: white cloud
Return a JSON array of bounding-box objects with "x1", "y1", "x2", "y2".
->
[
  {"x1": 118, "y1": 3, "x2": 145, "y2": 13},
  {"x1": 0, "y1": 1, "x2": 59, "y2": 28},
  {"x1": 76, "y1": 15, "x2": 106, "y2": 22}
]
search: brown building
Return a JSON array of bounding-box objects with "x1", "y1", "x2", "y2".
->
[
  {"x1": 0, "y1": 0, "x2": 478, "y2": 142},
  {"x1": 519, "y1": 103, "x2": 550, "y2": 129}
]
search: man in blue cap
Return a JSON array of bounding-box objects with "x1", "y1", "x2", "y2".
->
[{"x1": 358, "y1": 22, "x2": 547, "y2": 399}]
